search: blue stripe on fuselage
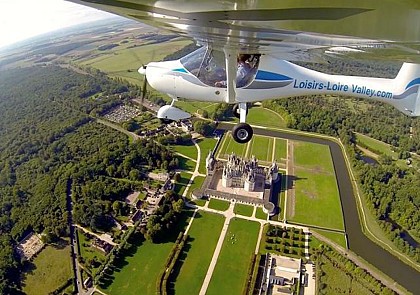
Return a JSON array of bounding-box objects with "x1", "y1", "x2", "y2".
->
[
  {"x1": 173, "y1": 68, "x2": 188, "y2": 73},
  {"x1": 255, "y1": 70, "x2": 292, "y2": 81},
  {"x1": 405, "y1": 77, "x2": 420, "y2": 90}
]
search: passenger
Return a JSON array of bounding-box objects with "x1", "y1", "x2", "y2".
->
[{"x1": 215, "y1": 54, "x2": 252, "y2": 88}]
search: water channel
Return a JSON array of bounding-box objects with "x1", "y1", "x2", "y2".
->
[{"x1": 219, "y1": 124, "x2": 420, "y2": 294}]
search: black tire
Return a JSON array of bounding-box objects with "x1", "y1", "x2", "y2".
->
[
  {"x1": 232, "y1": 123, "x2": 253, "y2": 144},
  {"x1": 232, "y1": 104, "x2": 248, "y2": 119}
]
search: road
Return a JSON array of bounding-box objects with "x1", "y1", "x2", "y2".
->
[{"x1": 66, "y1": 180, "x2": 84, "y2": 294}]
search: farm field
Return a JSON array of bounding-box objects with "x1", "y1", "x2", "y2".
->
[
  {"x1": 171, "y1": 211, "x2": 225, "y2": 295},
  {"x1": 79, "y1": 39, "x2": 192, "y2": 86},
  {"x1": 22, "y1": 243, "x2": 73, "y2": 295},
  {"x1": 206, "y1": 218, "x2": 260, "y2": 295}
]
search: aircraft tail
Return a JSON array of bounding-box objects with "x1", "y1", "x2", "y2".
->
[{"x1": 394, "y1": 63, "x2": 420, "y2": 116}]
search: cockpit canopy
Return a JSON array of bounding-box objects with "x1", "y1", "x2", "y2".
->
[{"x1": 180, "y1": 47, "x2": 260, "y2": 88}]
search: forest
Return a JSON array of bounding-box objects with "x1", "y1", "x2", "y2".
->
[{"x1": 0, "y1": 65, "x2": 178, "y2": 294}]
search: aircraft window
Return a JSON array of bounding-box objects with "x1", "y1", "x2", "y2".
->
[
  {"x1": 180, "y1": 48, "x2": 260, "y2": 88},
  {"x1": 181, "y1": 47, "x2": 227, "y2": 86},
  {"x1": 213, "y1": 54, "x2": 260, "y2": 88}
]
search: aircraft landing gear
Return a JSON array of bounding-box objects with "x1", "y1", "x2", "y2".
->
[{"x1": 232, "y1": 102, "x2": 253, "y2": 144}]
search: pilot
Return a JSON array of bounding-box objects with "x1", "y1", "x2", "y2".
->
[{"x1": 215, "y1": 54, "x2": 252, "y2": 88}]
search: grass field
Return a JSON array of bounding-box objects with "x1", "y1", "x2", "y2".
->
[
  {"x1": 291, "y1": 169, "x2": 344, "y2": 230},
  {"x1": 197, "y1": 137, "x2": 218, "y2": 174},
  {"x1": 239, "y1": 107, "x2": 287, "y2": 129},
  {"x1": 79, "y1": 39, "x2": 192, "y2": 86},
  {"x1": 23, "y1": 243, "x2": 73, "y2": 295},
  {"x1": 171, "y1": 211, "x2": 225, "y2": 295},
  {"x1": 234, "y1": 203, "x2": 254, "y2": 217},
  {"x1": 174, "y1": 172, "x2": 192, "y2": 196},
  {"x1": 171, "y1": 140, "x2": 198, "y2": 160},
  {"x1": 293, "y1": 141, "x2": 333, "y2": 171},
  {"x1": 290, "y1": 141, "x2": 344, "y2": 230},
  {"x1": 217, "y1": 133, "x2": 248, "y2": 159},
  {"x1": 206, "y1": 218, "x2": 260, "y2": 295},
  {"x1": 176, "y1": 155, "x2": 196, "y2": 171},
  {"x1": 274, "y1": 138, "x2": 287, "y2": 160},
  {"x1": 248, "y1": 136, "x2": 273, "y2": 162},
  {"x1": 193, "y1": 198, "x2": 207, "y2": 207},
  {"x1": 255, "y1": 207, "x2": 268, "y2": 220},
  {"x1": 101, "y1": 211, "x2": 192, "y2": 295},
  {"x1": 313, "y1": 229, "x2": 347, "y2": 249},
  {"x1": 208, "y1": 198, "x2": 231, "y2": 211},
  {"x1": 187, "y1": 176, "x2": 206, "y2": 199}
]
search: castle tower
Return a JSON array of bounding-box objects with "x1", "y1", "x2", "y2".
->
[
  {"x1": 270, "y1": 161, "x2": 279, "y2": 182},
  {"x1": 244, "y1": 170, "x2": 256, "y2": 192},
  {"x1": 206, "y1": 150, "x2": 215, "y2": 175}
]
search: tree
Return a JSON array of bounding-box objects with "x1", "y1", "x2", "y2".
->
[{"x1": 173, "y1": 199, "x2": 184, "y2": 213}]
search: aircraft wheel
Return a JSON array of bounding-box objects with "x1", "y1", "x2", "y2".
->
[
  {"x1": 232, "y1": 103, "x2": 248, "y2": 119},
  {"x1": 232, "y1": 123, "x2": 253, "y2": 144}
]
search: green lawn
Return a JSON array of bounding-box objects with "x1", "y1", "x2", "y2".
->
[
  {"x1": 234, "y1": 203, "x2": 254, "y2": 217},
  {"x1": 293, "y1": 141, "x2": 333, "y2": 171},
  {"x1": 291, "y1": 168, "x2": 344, "y2": 230},
  {"x1": 290, "y1": 141, "x2": 344, "y2": 230},
  {"x1": 174, "y1": 172, "x2": 192, "y2": 196},
  {"x1": 243, "y1": 107, "x2": 287, "y2": 129},
  {"x1": 193, "y1": 198, "x2": 207, "y2": 207},
  {"x1": 274, "y1": 138, "x2": 287, "y2": 160},
  {"x1": 197, "y1": 137, "x2": 218, "y2": 174},
  {"x1": 23, "y1": 242, "x2": 73, "y2": 295},
  {"x1": 248, "y1": 135, "x2": 273, "y2": 162},
  {"x1": 218, "y1": 133, "x2": 248, "y2": 159},
  {"x1": 255, "y1": 207, "x2": 268, "y2": 220},
  {"x1": 313, "y1": 229, "x2": 348, "y2": 249},
  {"x1": 171, "y1": 140, "x2": 198, "y2": 160},
  {"x1": 171, "y1": 211, "x2": 225, "y2": 295},
  {"x1": 176, "y1": 155, "x2": 196, "y2": 171},
  {"x1": 206, "y1": 218, "x2": 260, "y2": 295},
  {"x1": 187, "y1": 176, "x2": 206, "y2": 199},
  {"x1": 101, "y1": 211, "x2": 192, "y2": 295},
  {"x1": 208, "y1": 198, "x2": 231, "y2": 211}
]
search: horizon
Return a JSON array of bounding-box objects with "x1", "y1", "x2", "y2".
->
[{"x1": 0, "y1": 0, "x2": 116, "y2": 49}]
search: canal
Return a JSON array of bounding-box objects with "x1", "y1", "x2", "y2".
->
[{"x1": 219, "y1": 124, "x2": 420, "y2": 294}]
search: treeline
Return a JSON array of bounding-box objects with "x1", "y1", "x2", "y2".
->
[
  {"x1": 0, "y1": 65, "x2": 140, "y2": 294},
  {"x1": 264, "y1": 94, "x2": 420, "y2": 262},
  {"x1": 314, "y1": 244, "x2": 398, "y2": 295}
]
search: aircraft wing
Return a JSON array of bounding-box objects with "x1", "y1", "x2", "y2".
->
[{"x1": 68, "y1": 0, "x2": 420, "y2": 63}]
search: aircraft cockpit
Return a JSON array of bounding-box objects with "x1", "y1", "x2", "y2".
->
[{"x1": 180, "y1": 47, "x2": 260, "y2": 88}]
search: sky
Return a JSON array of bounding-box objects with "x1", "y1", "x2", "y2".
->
[{"x1": 0, "y1": 0, "x2": 115, "y2": 48}]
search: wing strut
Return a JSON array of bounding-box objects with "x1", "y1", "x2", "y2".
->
[{"x1": 224, "y1": 48, "x2": 237, "y2": 104}]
